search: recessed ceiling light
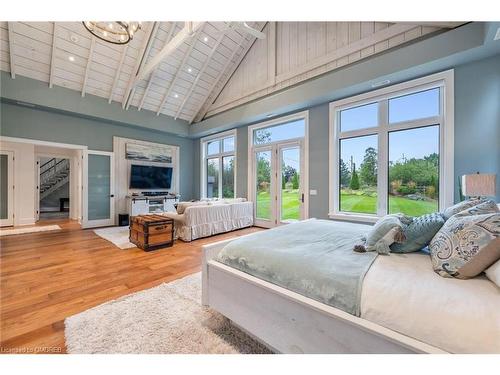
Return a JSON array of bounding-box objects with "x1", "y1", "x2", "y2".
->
[
  {"x1": 70, "y1": 34, "x2": 79, "y2": 43},
  {"x1": 203, "y1": 36, "x2": 208, "y2": 42},
  {"x1": 174, "y1": 93, "x2": 179, "y2": 98},
  {"x1": 68, "y1": 55, "x2": 75, "y2": 62},
  {"x1": 187, "y1": 67, "x2": 192, "y2": 73}
]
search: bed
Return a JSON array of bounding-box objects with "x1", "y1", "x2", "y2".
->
[{"x1": 201, "y1": 219, "x2": 500, "y2": 354}]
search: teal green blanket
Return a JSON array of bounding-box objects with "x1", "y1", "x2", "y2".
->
[{"x1": 216, "y1": 219, "x2": 376, "y2": 316}]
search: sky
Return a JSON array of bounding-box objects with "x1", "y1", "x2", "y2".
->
[
  {"x1": 250, "y1": 88, "x2": 440, "y2": 174},
  {"x1": 340, "y1": 88, "x2": 440, "y2": 169}
]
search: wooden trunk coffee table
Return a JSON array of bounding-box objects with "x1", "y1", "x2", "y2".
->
[{"x1": 129, "y1": 215, "x2": 174, "y2": 251}]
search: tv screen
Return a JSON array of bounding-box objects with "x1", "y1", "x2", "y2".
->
[{"x1": 130, "y1": 165, "x2": 173, "y2": 189}]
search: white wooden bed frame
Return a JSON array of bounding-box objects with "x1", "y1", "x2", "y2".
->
[{"x1": 202, "y1": 237, "x2": 448, "y2": 354}]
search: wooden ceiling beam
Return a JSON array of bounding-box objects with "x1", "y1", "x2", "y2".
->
[
  {"x1": 409, "y1": 22, "x2": 465, "y2": 29},
  {"x1": 49, "y1": 22, "x2": 58, "y2": 88},
  {"x1": 108, "y1": 45, "x2": 128, "y2": 103},
  {"x1": 156, "y1": 26, "x2": 204, "y2": 116},
  {"x1": 135, "y1": 21, "x2": 204, "y2": 85},
  {"x1": 81, "y1": 36, "x2": 96, "y2": 97},
  {"x1": 121, "y1": 22, "x2": 159, "y2": 109},
  {"x1": 7, "y1": 22, "x2": 16, "y2": 78},
  {"x1": 191, "y1": 22, "x2": 266, "y2": 123},
  {"x1": 174, "y1": 32, "x2": 225, "y2": 120},
  {"x1": 138, "y1": 22, "x2": 177, "y2": 111}
]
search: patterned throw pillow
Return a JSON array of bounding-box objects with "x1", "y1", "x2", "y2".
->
[
  {"x1": 390, "y1": 212, "x2": 445, "y2": 253},
  {"x1": 429, "y1": 213, "x2": 500, "y2": 279},
  {"x1": 454, "y1": 199, "x2": 499, "y2": 217},
  {"x1": 441, "y1": 198, "x2": 485, "y2": 220}
]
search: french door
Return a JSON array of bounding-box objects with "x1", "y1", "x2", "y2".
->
[
  {"x1": 82, "y1": 150, "x2": 115, "y2": 228},
  {"x1": 253, "y1": 141, "x2": 305, "y2": 228},
  {"x1": 0, "y1": 151, "x2": 14, "y2": 227}
]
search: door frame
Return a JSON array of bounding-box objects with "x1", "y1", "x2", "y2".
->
[
  {"x1": 0, "y1": 150, "x2": 14, "y2": 227},
  {"x1": 82, "y1": 150, "x2": 115, "y2": 229},
  {"x1": 252, "y1": 145, "x2": 275, "y2": 228},
  {"x1": 1, "y1": 136, "x2": 87, "y2": 226},
  {"x1": 248, "y1": 111, "x2": 309, "y2": 227}
]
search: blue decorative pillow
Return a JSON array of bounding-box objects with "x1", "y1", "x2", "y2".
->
[{"x1": 390, "y1": 212, "x2": 445, "y2": 253}]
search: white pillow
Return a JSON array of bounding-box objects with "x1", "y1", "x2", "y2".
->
[{"x1": 485, "y1": 260, "x2": 500, "y2": 287}]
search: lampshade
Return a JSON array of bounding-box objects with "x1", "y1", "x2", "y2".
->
[{"x1": 461, "y1": 174, "x2": 496, "y2": 197}]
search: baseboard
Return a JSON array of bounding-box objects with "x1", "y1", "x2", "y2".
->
[{"x1": 16, "y1": 217, "x2": 36, "y2": 226}]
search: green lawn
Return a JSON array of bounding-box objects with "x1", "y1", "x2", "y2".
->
[
  {"x1": 256, "y1": 190, "x2": 300, "y2": 221},
  {"x1": 256, "y1": 190, "x2": 438, "y2": 221},
  {"x1": 340, "y1": 191, "x2": 438, "y2": 216}
]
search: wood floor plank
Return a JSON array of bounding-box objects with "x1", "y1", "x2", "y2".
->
[{"x1": 0, "y1": 219, "x2": 263, "y2": 353}]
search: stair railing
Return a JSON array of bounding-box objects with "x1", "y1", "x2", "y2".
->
[{"x1": 40, "y1": 158, "x2": 70, "y2": 187}]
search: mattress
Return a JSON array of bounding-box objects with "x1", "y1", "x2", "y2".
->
[{"x1": 361, "y1": 252, "x2": 500, "y2": 353}]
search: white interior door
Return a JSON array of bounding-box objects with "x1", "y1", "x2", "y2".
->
[
  {"x1": 0, "y1": 151, "x2": 14, "y2": 227},
  {"x1": 253, "y1": 141, "x2": 305, "y2": 228},
  {"x1": 82, "y1": 150, "x2": 115, "y2": 228}
]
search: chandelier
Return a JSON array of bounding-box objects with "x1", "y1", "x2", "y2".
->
[{"x1": 82, "y1": 21, "x2": 142, "y2": 45}]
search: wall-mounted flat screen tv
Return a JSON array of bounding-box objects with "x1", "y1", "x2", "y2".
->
[{"x1": 130, "y1": 165, "x2": 173, "y2": 189}]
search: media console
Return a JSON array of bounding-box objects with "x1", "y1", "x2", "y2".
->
[{"x1": 126, "y1": 193, "x2": 180, "y2": 216}]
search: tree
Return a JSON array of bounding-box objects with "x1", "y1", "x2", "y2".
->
[
  {"x1": 292, "y1": 172, "x2": 300, "y2": 189},
  {"x1": 255, "y1": 129, "x2": 271, "y2": 145},
  {"x1": 256, "y1": 155, "x2": 271, "y2": 193},
  {"x1": 282, "y1": 165, "x2": 297, "y2": 189},
  {"x1": 350, "y1": 166, "x2": 360, "y2": 190},
  {"x1": 359, "y1": 147, "x2": 377, "y2": 187},
  {"x1": 340, "y1": 159, "x2": 351, "y2": 188}
]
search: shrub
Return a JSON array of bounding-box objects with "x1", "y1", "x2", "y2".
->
[
  {"x1": 426, "y1": 185, "x2": 436, "y2": 199},
  {"x1": 349, "y1": 168, "x2": 360, "y2": 190}
]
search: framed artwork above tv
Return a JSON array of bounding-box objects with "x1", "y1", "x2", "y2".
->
[{"x1": 125, "y1": 143, "x2": 173, "y2": 163}]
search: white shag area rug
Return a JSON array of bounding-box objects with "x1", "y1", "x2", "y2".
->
[
  {"x1": 0, "y1": 224, "x2": 61, "y2": 237},
  {"x1": 64, "y1": 272, "x2": 271, "y2": 354},
  {"x1": 93, "y1": 226, "x2": 136, "y2": 249}
]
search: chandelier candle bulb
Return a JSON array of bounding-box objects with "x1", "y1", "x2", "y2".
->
[{"x1": 82, "y1": 21, "x2": 142, "y2": 45}]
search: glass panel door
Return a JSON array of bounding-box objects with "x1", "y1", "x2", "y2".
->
[
  {"x1": 0, "y1": 151, "x2": 14, "y2": 227},
  {"x1": 254, "y1": 148, "x2": 274, "y2": 227},
  {"x1": 253, "y1": 142, "x2": 305, "y2": 228},
  {"x1": 279, "y1": 144, "x2": 303, "y2": 223},
  {"x1": 83, "y1": 150, "x2": 114, "y2": 228}
]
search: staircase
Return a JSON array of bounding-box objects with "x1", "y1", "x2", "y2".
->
[{"x1": 40, "y1": 158, "x2": 70, "y2": 200}]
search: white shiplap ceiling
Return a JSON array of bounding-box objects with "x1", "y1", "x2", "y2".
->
[{"x1": 0, "y1": 21, "x2": 262, "y2": 122}]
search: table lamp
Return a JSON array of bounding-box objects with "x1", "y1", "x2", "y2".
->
[{"x1": 461, "y1": 173, "x2": 497, "y2": 199}]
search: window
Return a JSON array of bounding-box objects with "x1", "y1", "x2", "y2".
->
[
  {"x1": 253, "y1": 119, "x2": 305, "y2": 145},
  {"x1": 330, "y1": 71, "x2": 454, "y2": 221},
  {"x1": 201, "y1": 130, "x2": 236, "y2": 199}
]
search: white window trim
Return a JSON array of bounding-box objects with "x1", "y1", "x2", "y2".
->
[
  {"x1": 200, "y1": 129, "x2": 237, "y2": 199},
  {"x1": 329, "y1": 70, "x2": 454, "y2": 222},
  {"x1": 247, "y1": 110, "x2": 310, "y2": 220}
]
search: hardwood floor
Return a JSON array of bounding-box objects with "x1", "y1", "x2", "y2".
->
[{"x1": 0, "y1": 220, "x2": 262, "y2": 354}]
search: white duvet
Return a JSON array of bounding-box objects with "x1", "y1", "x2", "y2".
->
[{"x1": 361, "y1": 252, "x2": 500, "y2": 353}]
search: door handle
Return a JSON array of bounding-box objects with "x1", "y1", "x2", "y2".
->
[
  {"x1": 301, "y1": 193, "x2": 304, "y2": 203},
  {"x1": 110, "y1": 194, "x2": 115, "y2": 198}
]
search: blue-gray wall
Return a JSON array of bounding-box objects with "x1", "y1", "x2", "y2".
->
[
  {"x1": 0, "y1": 102, "x2": 197, "y2": 200},
  {"x1": 194, "y1": 54, "x2": 500, "y2": 219},
  {"x1": 454, "y1": 55, "x2": 500, "y2": 200},
  {"x1": 1, "y1": 54, "x2": 498, "y2": 215}
]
